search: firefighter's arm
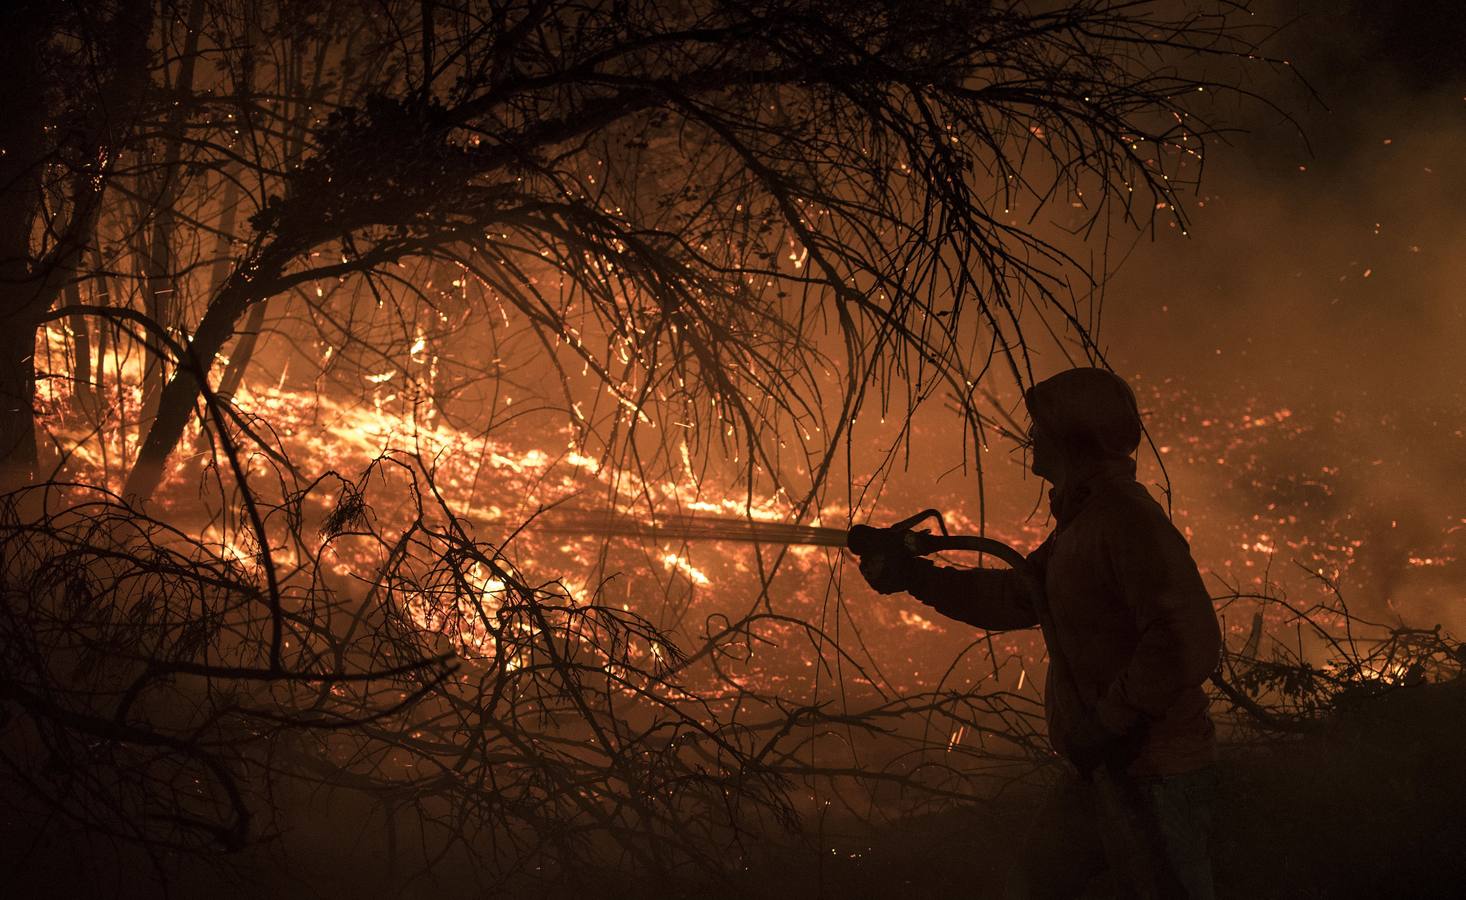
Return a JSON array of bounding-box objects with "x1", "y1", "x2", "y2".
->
[
  {"x1": 908, "y1": 561, "x2": 1040, "y2": 630},
  {"x1": 858, "y1": 536, "x2": 1045, "y2": 631},
  {"x1": 1094, "y1": 503, "x2": 1222, "y2": 732}
]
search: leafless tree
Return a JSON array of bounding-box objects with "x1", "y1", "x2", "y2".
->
[
  {"x1": 0, "y1": 0, "x2": 153, "y2": 489},
  {"x1": 7, "y1": 2, "x2": 1381, "y2": 895},
  {"x1": 1, "y1": 0, "x2": 1276, "y2": 504}
]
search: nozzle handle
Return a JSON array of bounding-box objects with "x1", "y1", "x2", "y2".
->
[
  {"x1": 847, "y1": 508, "x2": 951, "y2": 558},
  {"x1": 846, "y1": 523, "x2": 914, "y2": 557}
]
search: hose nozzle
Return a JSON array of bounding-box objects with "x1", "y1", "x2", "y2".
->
[{"x1": 846, "y1": 508, "x2": 949, "y2": 558}]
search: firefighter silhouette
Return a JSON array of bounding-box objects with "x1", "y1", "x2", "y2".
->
[{"x1": 860, "y1": 368, "x2": 1221, "y2": 900}]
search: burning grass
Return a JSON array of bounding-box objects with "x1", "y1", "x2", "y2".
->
[
  {"x1": 3, "y1": 441, "x2": 1463, "y2": 896},
  {"x1": 11, "y1": 332, "x2": 1466, "y2": 895}
]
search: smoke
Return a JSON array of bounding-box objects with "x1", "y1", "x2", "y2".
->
[{"x1": 1100, "y1": 0, "x2": 1466, "y2": 628}]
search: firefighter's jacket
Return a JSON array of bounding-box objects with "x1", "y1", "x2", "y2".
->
[{"x1": 910, "y1": 460, "x2": 1222, "y2": 776}]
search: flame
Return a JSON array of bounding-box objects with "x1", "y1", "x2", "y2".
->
[
  {"x1": 946, "y1": 725, "x2": 967, "y2": 752},
  {"x1": 31, "y1": 320, "x2": 1461, "y2": 702},
  {"x1": 662, "y1": 553, "x2": 711, "y2": 586},
  {"x1": 899, "y1": 609, "x2": 937, "y2": 631}
]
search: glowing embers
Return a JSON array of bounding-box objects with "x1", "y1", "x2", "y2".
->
[
  {"x1": 662, "y1": 552, "x2": 711, "y2": 586},
  {"x1": 898, "y1": 609, "x2": 937, "y2": 631},
  {"x1": 947, "y1": 724, "x2": 967, "y2": 752},
  {"x1": 401, "y1": 561, "x2": 510, "y2": 654}
]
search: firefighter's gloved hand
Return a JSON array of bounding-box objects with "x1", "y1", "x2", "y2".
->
[
  {"x1": 1067, "y1": 711, "x2": 1146, "y2": 777},
  {"x1": 858, "y1": 551, "x2": 924, "y2": 595}
]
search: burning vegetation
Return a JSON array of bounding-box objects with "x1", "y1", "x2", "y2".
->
[{"x1": 1, "y1": 1, "x2": 1463, "y2": 897}]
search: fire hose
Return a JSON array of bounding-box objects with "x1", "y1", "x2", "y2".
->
[
  {"x1": 527, "y1": 507, "x2": 1271, "y2": 777},
  {"x1": 846, "y1": 508, "x2": 1028, "y2": 571},
  {"x1": 529, "y1": 506, "x2": 1067, "y2": 693},
  {"x1": 522, "y1": 506, "x2": 1025, "y2": 566},
  {"x1": 521, "y1": 505, "x2": 1036, "y2": 590},
  {"x1": 848, "y1": 511, "x2": 1087, "y2": 719},
  {"x1": 523, "y1": 506, "x2": 1157, "y2": 773},
  {"x1": 850, "y1": 510, "x2": 1170, "y2": 786}
]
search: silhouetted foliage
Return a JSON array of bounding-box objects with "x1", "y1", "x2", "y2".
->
[{"x1": 15, "y1": 3, "x2": 1429, "y2": 897}]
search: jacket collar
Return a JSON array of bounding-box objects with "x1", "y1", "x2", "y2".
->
[{"x1": 1048, "y1": 456, "x2": 1137, "y2": 528}]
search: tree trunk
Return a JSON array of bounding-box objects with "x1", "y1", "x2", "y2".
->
[
  {"x1": 0, "y1": 5, "x2": 47, "y2": 488},
  {"x1": 64, "y1": 274, "x2": 94, "y2": 413},
  {"x1": 125, "y1": 302, "x2": 239, "y2": 500},
  {"x1": 139, "y1": 0, "x2": 207, "y2": 422},
  {"x1": 87, "y1": 244, "x2": 114, "y2": 413},
  {"x1": 209, "y1": 177, "x2": 261, "y2": 402},
  {"x1": 0, "y1": 327, "x2": 40, "y2": 490},
  {"x1": 217, "y1": 16, "x2": 326, "y2": 404},
  {"x1": 216, "y1": 300, "x2": 267, "y2": 401},
  {"x1": 140, "y1": 213, "x2": 175, "y2": 420},
  {"x1": 0, "y1": 0, "x2": 151, "y2": 489},
  {"x1": 123, "y1": 241, "x2": 297, "y2": 500}
]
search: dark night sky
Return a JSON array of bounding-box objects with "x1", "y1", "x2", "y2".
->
[
  {"x1": 866, "y1": 1, "x2": 1466, "y2": 631},
  {"x1": 1090, "y1": 0, "x2": 1466, "y2": 419},
  {"x1": 1078, "y1": 0, "x2": 1466, "y2": 628},
  {"x1": 1102, "y1": 0, "x2": 1466, "y2": 400}
]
